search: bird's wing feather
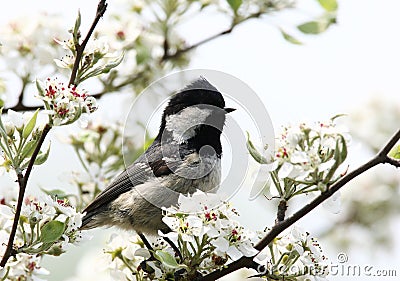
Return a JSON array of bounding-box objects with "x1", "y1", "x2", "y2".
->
[
  {"x1": 81, "y1": 140, "x2": 192, "y2": 228},
  {"x1": 82, "y1": 142, "x2": 186, "y2": 215},
  {"x1": 82, "y1": 161, "x2": 153, "y2": 215}
]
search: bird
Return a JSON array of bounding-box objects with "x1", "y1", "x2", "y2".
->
[{"x1": 80, "y1": 77, "x2": 235, "y2": 238}]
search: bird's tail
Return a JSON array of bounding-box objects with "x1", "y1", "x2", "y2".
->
[{"x1": 80, "y1": 207, "x2": 106, "y2": 230}]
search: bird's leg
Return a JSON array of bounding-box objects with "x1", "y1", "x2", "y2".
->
[
  {"x1": 138, "y1": 232, "x2": 154, "y2": 252},
  {"x1": 137, "y1": 232, "x2": 157, "y2": 274},
  {"x1": 161, "y1": 234, "x2": 183, "y2": 261}
]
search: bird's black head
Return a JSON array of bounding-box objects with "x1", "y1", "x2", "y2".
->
[{"x1": 156, "y1": 77, "x2": 235, "y2": 156}]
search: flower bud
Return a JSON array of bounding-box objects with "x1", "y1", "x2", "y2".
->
[
  {"x1": 4, "y1": 120, "x2": 15, "y2": 136},
  {"x1": 47, "y1": 245, "x2": 64, "y2": 256},
  {"x1": 318, "y1": 182, "x2": 327, "y2": 192}
]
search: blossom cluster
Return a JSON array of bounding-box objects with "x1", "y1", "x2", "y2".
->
[
  {"x1": 102, "y1": 191, "x2": 330, "y2": 281},
  {"x1": 0, "y1": 108, "x2": 48, "y2": 175},
  {"x1": 101, "y1": 191, "x2": 258, "y2": 280},
  {"x1": 0, "y1": 13, "x2": 66, "y2": 78},
  {"x1": 249, "y1": 117, "x2": 350, "y2": 200},
  {"x1": 0, "y1": 193, "x2": 87, "y2": 280},
  {"x1": 36, "y1": 77, "x2": 97, "y2": 126},
  {"x1": 161, "y1": 191, "x2": 258, "y2": 261},
  {"x1": 256, "y1": 226, "x2": 329, "y2": 280}
]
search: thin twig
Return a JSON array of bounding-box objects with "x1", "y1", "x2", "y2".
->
[
  {"x1": 5, "y1": 10, "x2": 263, "y2": 112},
  {"x1": 163, "y1": 12, "x2": 263, "y2": 61},
  {"x1": 0, "y1": 0, "x2": 108, "y2": 266},
  {"x1": 4, "y1": 104, "x2": 44, "y2": 112},
  {"x1": 0, "y1": 124, "x2": 51, "y2": 267},
  {"x1": 0, "y1": 174, "x2": 24, "y2": 267},
  {"x1": 199, "y1": 129, "x2": 400, "y2": 281},
  {"x1": 276, "y1": 199, "x2": 287, "y2": 223},
  {"x1": 69, "y1": 0, "x2": 107, "y2": 86},
  {"x1": 163, "y1": 27, "x2": 233, "y2": 61}
]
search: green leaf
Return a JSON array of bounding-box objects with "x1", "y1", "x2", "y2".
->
[
  {"x1": 36, "y1": 79, "x2": 45, "y2": 96},
  {"x1": 20, "y1": 139, "x2": 37, "y2": 159},
  {"x1": 389, "y1": 145, "x2": 400, "y2": 160},
  {"x1": 41, "y1": 188, "x2": 68, "y2": 199},
  {"x1": 330, "y1": 114, "x2": 346, "y2": 121},
  {"x1": 34, "y1": 143, "x2": 51, "y2": 165},
  {"x1": 323, "y1": 135, "x2": 347, "y2": 184},
  {"x1": 46, "y1": 244, "x2": 64, "y2": 256},
  {"x1": 40, "y1": 220, "x2": 65, "y2": 243},
  {"x1": 227, "y1": 0, "x2": 242, "y2": 13},
  {"x1": 246, "y1": 132, "x2": 268, "y2": 164},
  {"x1": 0, "y1": 107, "x2": 10, "y2": 140},
  {"x1": 154, "y1": 250, "x2": 187, "y2": 269},
  {"x1": 339, "y1": 135, "x2": 347, "y2": 164},
  {"x1": 36, "y1": 80, "x2": 51, "y2": 111},
  {"x1": 22, "y1": 109, "x2": 39, "y2": 139},
  {"x1": 317, "y1": 0, "x2": 338, "y2": 12},
  {"x1": 297, "y1": 21, "x2": 330, "y2": 34},
  {"x1": 72, "y1": 10, "x2": 82, "y2": 46},
  {"x1": 80, "y1": 53, "x2": 125, "y2": 82},
  {"x1": 280, "y1": 29, "x2": 302, "y2": 45}
]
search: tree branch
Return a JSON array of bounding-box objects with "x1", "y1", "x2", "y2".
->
[
  {"x1": 69, "y1": 0, "x2": 108, "y2": 86},
  {"x1": 199, "y1": 129, "x2": 400, "y2": 281},
  {"x1": 4, "y1": 10, "x2": 264, "y2": 112},
  {"x1": 0, "y1": 124, "x2": 51, "y2": 267},
  {"x1": 0, "y1": 0, "x2": 108, "y2": 267},
  {"x1": 276, "y1": 199, "x2": 287, "y2": 223},
  {"x1": 163, "y1": 27, "x2": 234, "y2": 61}
]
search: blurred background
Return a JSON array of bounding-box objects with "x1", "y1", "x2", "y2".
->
[{"x1": 0, "y1": 0, "x2": 399, "y2": 280}]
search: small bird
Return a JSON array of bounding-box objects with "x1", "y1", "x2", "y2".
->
[{"x1": 81, "y1": 77, "x2": 235, "y2": 237}]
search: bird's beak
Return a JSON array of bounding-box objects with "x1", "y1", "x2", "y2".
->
[{"x1": 224, "y1": 107, "x2": 236, "y2": 114}]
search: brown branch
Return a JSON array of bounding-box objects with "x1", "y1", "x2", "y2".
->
[
  {"x1": 199, "y1": 129, "x2": 400, "y2": 281},
  {"x1": 3, "y1": 1, "x2": 108, "y2": 113},
  {"x1": 4, "y1": 104, "x2": 44, "y2": 112},
  {"x1": 0, "y1": 0, "x2": 108, "y2": 266},
  {"x1": 163, "y1": 27, "x2": 233, "y2": 61},
  {"x1": 0, "y1": 124, "x2": 51, "y2": 267},
  {"x1": 5, "y1": 11, "x2": 263, "y2": 110},
  {"x1": 69, "y1": 0, "x2": 107, "y2": 86},
  {"x1": 276, "y1": 199, "x2": 287, "y2": 223},
  {"x1": 163, "y1": 12, "x2": 263, "y2": 61}
]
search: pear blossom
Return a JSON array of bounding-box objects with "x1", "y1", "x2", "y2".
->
[
  {"x1": 0, "y1": 253, "x2": 49, "y2": 281},
  {"x1": 162, "y1": 191, "x2": 258, "y2": 260},
  {"x1": 36, "y1": 77, "x2": 97, "y2": 126},
  {"x1": 0, "y1": 13, "x2": 67, "y2": 77},
  {"x1": 256, "y1": 226, "x2": 329, "y2": 280},
  {"x1": 103, "y1": 232, "x2": 150, "y2": 280},
  {"x1": 0, "y1": 192, "x2": 88, "y2": 280},
  {"x1": 249, "y1": 117, "x2": 350, "y2": 202},
  {"x1": 6, "y1": 110, "x2": 36, "y2": 131}
]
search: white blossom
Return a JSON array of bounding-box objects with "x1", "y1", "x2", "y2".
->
[{"x1": 37, "y1": 77, "x2": 97, "y2": 126}]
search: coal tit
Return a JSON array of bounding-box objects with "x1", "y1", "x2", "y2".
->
[{"x1": 81, "y1": 77, "x2": 235, "y2": 235}]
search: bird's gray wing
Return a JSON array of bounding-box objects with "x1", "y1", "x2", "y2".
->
[
  {"x1": 81, "y1": 152, "x2": 184, "y2": 221},
  {"x1": 81, "y1": 160, "x2": 153, "y2": 220},
  {"x1": 81, "y1": 139, "x2": 193, "y2": 229}
]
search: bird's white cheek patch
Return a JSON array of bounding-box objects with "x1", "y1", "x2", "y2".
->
[{"x1": 165, "y1": 107, "x2": 212, "y2": 142}]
